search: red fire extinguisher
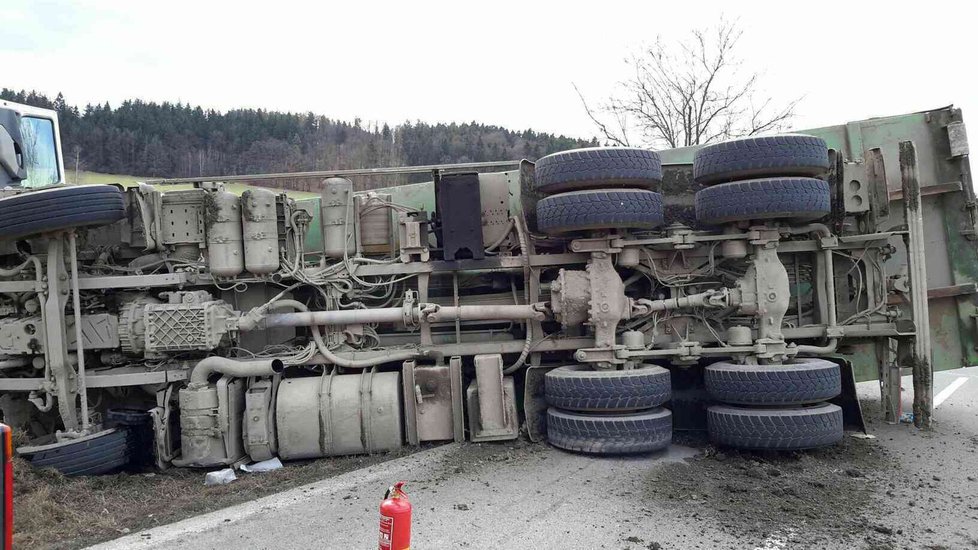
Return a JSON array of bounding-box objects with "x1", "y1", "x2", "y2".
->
[{"x1": 378, "y1": 481, "x2": 411, "y2": 550}]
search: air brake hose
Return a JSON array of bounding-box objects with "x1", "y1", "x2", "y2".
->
[{"x1": 503, "y1": 216, "x2": 533, "y2": 374}]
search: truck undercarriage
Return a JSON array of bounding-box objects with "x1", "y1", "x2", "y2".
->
[{"x1": 0, "y1": 104, "x2": 974, "y2": 473}]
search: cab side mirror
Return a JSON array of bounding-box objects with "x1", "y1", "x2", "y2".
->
[{"x1": 0, "y1": 109, "x2": 27, "y2": 186}]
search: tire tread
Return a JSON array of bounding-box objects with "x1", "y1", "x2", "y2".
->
[
  {"x1": 707, "y1": 404, "x2": 843, "y2": 450},
  {"x1": 545, "y1": 365, "x2": 671, "y2": 411},
  {"x1": 694, "y1": 177, "x2": 830, "y2": 225},
  {"x1": 546, "y1": 408, "x2": 672, "y2": 454},
  {"x1": 693, "y1": 135, "x2": 829, "y2": 184},
  {"x1": 537, "y1": 189, "x2": 664, "y2": 234},
  {"x1": 535, "y1": 147, "x2": 662, "y2": 193},
  {"x1": 704, "y1": 359, "x2": 841, "y2": 406}
]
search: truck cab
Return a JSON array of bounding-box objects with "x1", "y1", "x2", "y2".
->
[{"x1": 0, "y1": 99, "x2": 66, "y2": 189}]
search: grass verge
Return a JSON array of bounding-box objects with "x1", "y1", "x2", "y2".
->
[{"x1": 13, "y1": 446, "x2": 423, "y2": 550}]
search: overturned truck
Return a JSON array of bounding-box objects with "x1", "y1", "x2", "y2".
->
[{"x1": 0, "y1": 101, "x2": 974, "y2": 473}]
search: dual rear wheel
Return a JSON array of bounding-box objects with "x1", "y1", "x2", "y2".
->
[
  {"x1": 533, "y1": 134, "x2": 833, "y2": 233},
  {"x1": 543, "y1": 359, "x2": 844, "y2": 454},
  {"x1": 544, "y1": 364, "x2": 672, "y2": 455},
  {"x1": 704, "y1": 358, "x2": 844, "y2": 451},
  {"x1": 534, "y1": 147, "x2": 665, "y2": 235}
]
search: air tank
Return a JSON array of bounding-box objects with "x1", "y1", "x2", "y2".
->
[
  {"x1": 205, "y1": 191, "x2": 244, "y2": 277},
  {"x1": 321, "y1": 177, "x2": 356, "y2": 259},
  {"x1": 241, "y1": 188, "x2": 280, "y2": 275}
]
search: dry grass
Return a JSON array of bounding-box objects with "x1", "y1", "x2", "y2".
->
[{"x1": 13, "y1": 447, "x2": 421, "y2": 550}]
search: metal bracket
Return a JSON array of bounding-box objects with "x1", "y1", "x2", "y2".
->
[
  {"x1": 401, "y1": 289, "x2": 418, "y2": 328},
  {"x1": 819, "y1": 235, "x2": 840, "y2": 249},
  {"x1": 573, "y1": 346, "x2": 627, "y2": 365},
  {"x1": 568, "y1": 236, "x2": 621, "y2": 254},
  {"x1": 465, "y1": 354, "x2": 518, "y2": 441}
]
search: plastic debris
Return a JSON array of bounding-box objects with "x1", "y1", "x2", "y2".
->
[
  {"x1": 899, "y1": 412, "x2": 915, "y2": 424},
  {"x1": 204, "y1": 468, "x2": 237, "y2": 486},
  {"x1": 850, "y1": 433, "x2": 877, "y2": 440},
  {"x1": 240, "y1": 457, "x2": 283, "y2": 473}
]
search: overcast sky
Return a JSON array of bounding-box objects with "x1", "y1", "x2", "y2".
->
[{"x1": 3, "y1": 0, "x2": 976, "y2": 142}]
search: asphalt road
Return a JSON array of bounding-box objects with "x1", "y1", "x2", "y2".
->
[{"x1": 90, "y1": 367, "x2": 978, "y2": 550}]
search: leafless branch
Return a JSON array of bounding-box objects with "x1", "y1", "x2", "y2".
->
[
  {"x1": 577, "y1": 18, "x2": 801, "y2": 149},
  {"x1": 573, "y1": 83, "x2": 630, "y2": 147}
]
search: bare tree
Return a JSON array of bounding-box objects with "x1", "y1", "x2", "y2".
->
[
  {"x1": 72, "y1": 145, "x2": 84, "y2": 183},
  {"x1": 577, "y1": 19, "x2": 799, "y2": 149}
]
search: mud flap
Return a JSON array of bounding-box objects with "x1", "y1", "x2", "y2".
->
[
  {"x1": 522, "y1": 365, "x2": 555, "y2": 442},
  {"x1": 826, "y1": 356, "x2": 867, "y2": 432}
]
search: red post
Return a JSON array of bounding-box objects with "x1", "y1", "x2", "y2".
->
[{"x1": 1, "y1": 424, "x2": 12, "y2": 550}]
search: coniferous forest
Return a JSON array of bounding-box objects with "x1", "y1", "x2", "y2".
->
[{"x1": 2, "y1": 89, "x2": 597, "y2": 190}]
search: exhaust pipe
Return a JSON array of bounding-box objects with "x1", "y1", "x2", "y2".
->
[{"x1": 189, "y1": 357, "x2": 285, "y2": 385}]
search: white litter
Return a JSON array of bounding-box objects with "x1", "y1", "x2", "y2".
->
[
  {"x1": 240, "y1": 457, "x2": 283, "y2": 473},
  {"x1": 850, "y1": 433, "x2": 877, "y2": 440},
  {"x1": 204, "y1": 468, "x2": 237, "y2": 486}
]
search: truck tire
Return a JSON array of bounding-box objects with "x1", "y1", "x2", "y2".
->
[
  {"x1": 707, "y1": 403, "x2": 843, "y2": 451},
  {"x1": 694, "y1": 177, "x2": 830, "y2": 225},
  {"x1": 546, "y1": 407, "x2": 672, "y2": 455},
  {"x1": 0, "y1": 185, "x2": 126, "y2": 241},
  {"x1": 693, "y1": 135, "x2": 829, "y2": 185},
  {"x1": 106, "y1": 408, "x2": 152, "y2": 426},
  {"x1": 534, "y1": 147, "x2": 662, "y2": 194},
  {"x1": 704, "y1": 358, "x2": 841, "y2": 406},
  {"x1": 17, "y1": 428, "x2": 132, "y2": 476},
  {"x1": 107, "y1": 408, "x2": 154, "y2": 466},
  {"x1": 536, "y1": 189, "x2": 664, "y2": 234},
  {"x1": 545, "y1": 364, "x2": 671, "y2": 412}
]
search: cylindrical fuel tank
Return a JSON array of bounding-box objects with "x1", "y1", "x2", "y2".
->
[
  {"x1": 321, "y1": 177, "x2": 356, "y2": 259},
  {"x1": 241, "y1": 188, "x2": 280, "y2": 275},
  {"x1": 205, "y1": 191, "x2": 244, "y2": 277},
  {"x1": 275, "y1": 370, "x2": 402, "y2": 460}
]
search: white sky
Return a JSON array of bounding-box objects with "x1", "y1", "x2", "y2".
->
[{"x1": 3, "y1": 0, "x2": 977, "y2": 142}]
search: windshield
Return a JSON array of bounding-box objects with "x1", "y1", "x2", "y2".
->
[{"x1": 19, "y1": 115, "x2": 60, "y2": 188}]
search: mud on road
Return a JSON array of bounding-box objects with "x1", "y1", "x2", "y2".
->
[
  {"x1": 642, "y1": 399, "x2": 978, "y2": 550},
  {"x1": 645, "y1": 434, "x2": 893, "y2": 549}
]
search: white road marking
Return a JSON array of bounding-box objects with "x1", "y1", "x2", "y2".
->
[{"x1": 934, "y1": 377, "x2": 969, "y2": 408}]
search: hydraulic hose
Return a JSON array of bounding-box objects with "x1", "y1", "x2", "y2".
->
[
  {"x1": 795, "y1": 339, "x2": 839, "y2": 355},
  {"x1": 504, "y1": 216, "x2": 533, "y2": 374},
  {"x1": 270, "y1": 300, "x2": 420, "y2": 369}
]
